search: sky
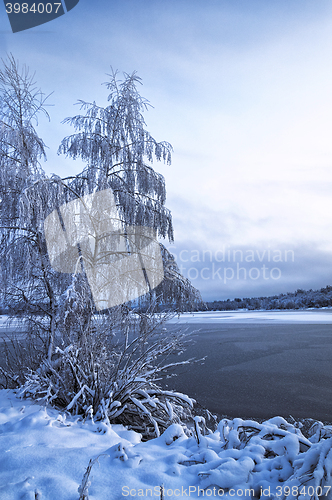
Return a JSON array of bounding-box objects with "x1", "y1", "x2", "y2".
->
[{"x1": 1, "y1": 0, "x2": 332, "y2": 301}]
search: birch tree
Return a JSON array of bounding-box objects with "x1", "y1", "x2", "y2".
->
[
  {"x1": 0, "y1": 65, "x2": 202, "y2": 437},
  {"x1": 0, "y1": 56, "x2": 64, "y2": 368},
  {"x1": 59, "y1": 70, "x2": 202, "y2": 311},
  {"x1": 0, "y1": 54, "x2": 48, "y2": 223},
  {"x1": 59, "y1": 70, "x2": 173, "y2": 240}
]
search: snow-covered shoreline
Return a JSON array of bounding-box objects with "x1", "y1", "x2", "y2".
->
[
  {"x1": 0, "y1": 389, "x2": 331, "y2": 500},
  {"x1": 168, "y1": 309, "x2": 332, "y2": 324},
  {"x1": 1, "y1": 311, "x2": 332, "y2": 499}
]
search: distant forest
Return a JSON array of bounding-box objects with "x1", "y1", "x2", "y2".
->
[{"x1": 204, "y1": 285, "x2": 332, "y2": 311}]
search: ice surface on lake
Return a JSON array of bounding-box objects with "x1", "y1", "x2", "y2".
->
[{"x1": 168, "y1": 310, "x2": 332, "y2": 323}]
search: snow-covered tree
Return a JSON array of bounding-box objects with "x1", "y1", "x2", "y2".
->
[
  {"x1": 0, "y1": 56, "x2": 67, "y2": 367},
  {"x1": 0, "y1": 65, "x2": 202, "y2": 437},
  {"x1": 58, "y1": 70, "x2": 203, "y2": 312},
  {"x1": 59, "y1": 70, "x2": 173, "y2": 241},
  {"x1": 0, "y1": 54, "x2": 48, "y2": 223}
]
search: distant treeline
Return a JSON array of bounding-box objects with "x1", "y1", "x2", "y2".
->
[{"x1": 204, "y1": 285, "x2": 332, "y2": 311}]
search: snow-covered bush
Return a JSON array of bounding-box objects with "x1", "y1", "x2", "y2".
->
[
  {"x1": 16, "y1": 278, "x2": 195, "y2": 439},
  {"x1": 0, "y1": 62, "x2": 201, "y2": 440},
  {"x1": 1, "y1": 391, "x2": 332, "y2": 500},
  {"x1": 167, "y1": 416, "x2": 332, "y2": 499}
]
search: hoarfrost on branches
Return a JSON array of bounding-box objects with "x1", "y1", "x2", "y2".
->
[
  {"x1": 58, "y1": 69, "x2": 174, "y2": 241},
  {"x1": 0, "y1": 60, "x2": 202, "y2": 438}
]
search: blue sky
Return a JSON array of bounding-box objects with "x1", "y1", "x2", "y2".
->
[{"x1": 1, "y1": 0, "x2": 332, "y2": 300}]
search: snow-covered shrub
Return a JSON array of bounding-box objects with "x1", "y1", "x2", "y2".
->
[
  {"x1": 0, "y1": 63, "x2": 201, "y2": 440},
  {"x1": 174, "y1": 416, "x2": 332, "y2": 499},
  {"x1": 18, "y1": 286, "x2": 196, "y2": 439}
]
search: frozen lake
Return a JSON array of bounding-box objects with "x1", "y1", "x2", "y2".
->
[
  {"x1": 168, "y1": 309, "x2": 332, "y2": 324},
  {"x1": 1, "y1": 310, "x2": 331, "y2": 423},
  {"x1": 164, "y1": 310, "x2": 332, "y2": 422}
]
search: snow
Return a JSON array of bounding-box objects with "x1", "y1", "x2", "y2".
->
[
  {"x1": 168, "y1": 310, "x2": 332, "y2": 324},
  {"x1": 0, "y1": 390, "x2": 331, "y2": 500}
]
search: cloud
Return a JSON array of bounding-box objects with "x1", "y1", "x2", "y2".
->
[
  {"x1": 166, "y1": 193, "x2": 332, "y2": 254},
  {"x1": 166, "y1": 240, "x2": 332, "y2": 301}
]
